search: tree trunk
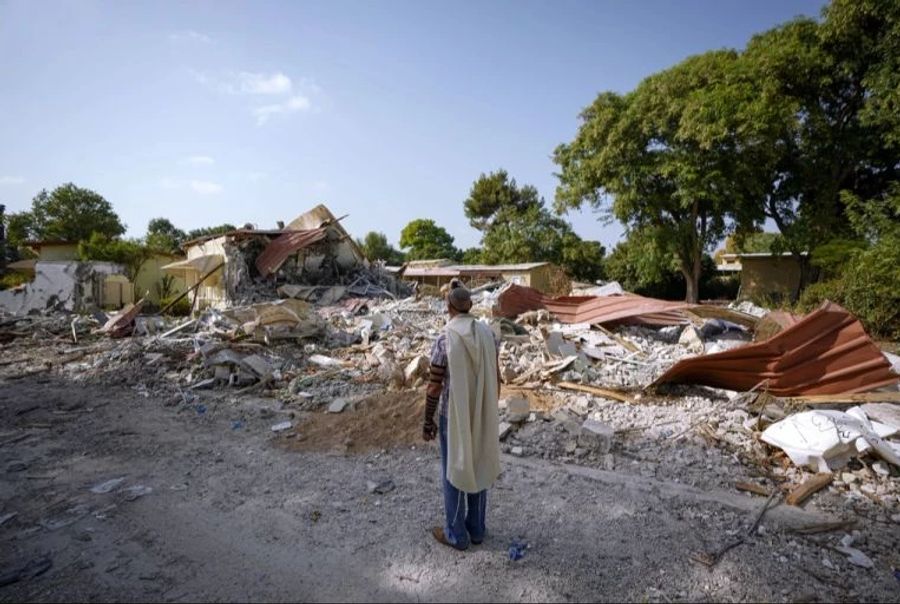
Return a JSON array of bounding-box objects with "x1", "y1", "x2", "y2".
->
[
  {"x1": 680, "y1": 200, "x2": 702, "y2": 304},
  {"x1": 792, "y1": 253, "x2": 816, "y2": 303},
  {"x1": 682, "y1": 255, "x2": 701, "y2": 304}
]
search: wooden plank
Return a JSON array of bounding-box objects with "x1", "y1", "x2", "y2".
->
[
  {"x1": 685, "y1": 305, "x2": 760, "y2": 330},
  {"x1": 786, "y1": 473, "x2": 833, "y2": 506},
  {"x1": 557, "y1": 381, "x2": 635, "y2": 404},
  {"x1": 735, "y1": 481, "x2": 770, "y2": 496},
  {"x1": 788, "y1": 392, "x2": 900, "y2": 404},
  {"x1": 594, "y1": 324, "x2": 641, "y2": 354}
]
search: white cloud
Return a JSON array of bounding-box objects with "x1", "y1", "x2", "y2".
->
[
  {"x1": 170, "y1": 30, "x2": 211, "y2": 44},
  {"x1": 0, "y1": 176, "x2": 24, "y2": 185},
  {"x1": 253, "y1": 95, "x2": 311, "y2": 125},
  {"x1": 184, "y1": 155, "x2": 215, "y2": 166},
  {"x1": 192, "y1": 70, "x2": 292, "y2": 95},
  {"x1": 190, "y1": 180, "x2": 223, "y2": 195},
  {"x1": 235, "y1": 72, "x2": 292, "y2": 95}
]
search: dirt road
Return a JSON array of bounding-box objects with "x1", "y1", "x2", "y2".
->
[{"x1": 1, "y1": 375, "x2": 897, "y2": 602}]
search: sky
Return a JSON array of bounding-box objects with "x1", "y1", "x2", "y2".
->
[{"x1": 0, "y1": 0, "x2": 827, "y2": 251}]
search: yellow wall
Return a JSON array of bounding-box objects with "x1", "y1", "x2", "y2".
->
[
  {"x1": 35, "y1": 244, "x2": 79, "y2": 261},
  {"x1": 102, "y1": 275, "x2": 134, "y2": 309},
  {"x1": 740, "y1": 256, "x2": 803, "y2": 303},
  {"x1": 135, "y1": 254, "x2": 188, "y2": 304}
]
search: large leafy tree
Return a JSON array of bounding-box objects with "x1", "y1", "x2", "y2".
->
[
  {"x1": 11, "y1": 183, "x2": 125, "y2": 243},
  {"x1": 736, "y1": 9, "x2": 900, "y2": 296},
  {"x1": 464, "y1": 170, "x2": 605, "y2": 281},
  {"x1": 357, "y1": 231, "x2": 405, "y2": 264},
  {"x1": 398, "y1": 219, "x2": 460, "y2": 261},
  {"x1": 146, "y1": 218, "x2": 187, "y2": 253},
  {"x1": 78, "y1": 233, "x2": 151, "y2": 280},
  {"x1": 554, "y1": 51, "x2": 767, "y2": 302}
]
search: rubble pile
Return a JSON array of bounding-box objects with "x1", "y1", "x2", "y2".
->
[{"x1": 2, "y1": 209, "x2": 899, "y2": 549}]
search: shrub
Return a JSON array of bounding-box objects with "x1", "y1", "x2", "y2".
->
[
  {"x1": 159, "y1": 295, "x2": 192, "y2": 317},
  {"x1": 797, "y1": 239, "x2": 900, "y2": 339},
  {"x1": 0, "y1": 271, "x2": 32, "y2": 290}
]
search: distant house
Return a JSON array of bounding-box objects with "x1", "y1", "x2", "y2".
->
[
  {"x1": 26, "y1": 240, "x2": 80, "y2": 261},
  {"x1": 718, "y1": 252, "x2": 807, "y2": 302},
  {"x1": 401, "y1": 261, "x2": 559, "y2": 293}
]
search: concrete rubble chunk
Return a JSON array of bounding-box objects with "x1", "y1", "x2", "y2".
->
[
  {"x1": 328, "y1": 398, "x2": 349, "y2": 413},
  {"x1": 678, "y1": 324, "x2": 704, "y2": 353},
  {"x1": 404, "y1": 354, "x2": 430, "y2": 385},
  {"x1": 498, "y1": 422, "x2": 513, "y2": 440},
  {"x1": 241, "y1": 354, "x2": 274, "y2": 377},
  {"x1": 578, "y1": 419, "x2": 614, "y2": 454},
  {"x1": 504, "y1": 396, "x2": 530, "y2": 423},
  {"x1": 270, "y1": 421, "x2": 293, "y2": 432},
  {"x1": 545, "y1": 331, "x2": 565, "y2": 357},
  {"x1": 309, "y1": 354, "x2": 343, "y2": 368}
]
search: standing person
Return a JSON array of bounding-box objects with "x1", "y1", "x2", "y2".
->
[{"x1": 422, "y1": 281, "x2": 501, "y2": 550}]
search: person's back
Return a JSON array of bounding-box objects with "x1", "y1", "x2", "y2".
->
[{"x1": 422, "y1": 283, "x2": 501, "y2": 550}]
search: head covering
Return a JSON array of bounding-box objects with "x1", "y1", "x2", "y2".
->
[{"x1": 447, "y1": 282, "x2": 472, "y2": 313}]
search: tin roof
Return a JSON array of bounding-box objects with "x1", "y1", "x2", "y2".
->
[
  {"x1": 495, "y1": 283, "x2": 690, "y2": 326},
  {"x1": 255, "y1": 227, "x2": 329, "y2": 277},
  {"x1": 653, "y1": 301, "x2": 898, "y2": 396}
]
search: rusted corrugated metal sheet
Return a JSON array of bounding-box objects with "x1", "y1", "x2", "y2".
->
[
  {"x1": 653, "y1": 302, "x2": 898, "y2": 395},
  {"x1": 255, "y1": 228, "x2": 328, "y2": 277},
  {"x1": 495, "y1": 284, "x2": 690, "y2": 326}
]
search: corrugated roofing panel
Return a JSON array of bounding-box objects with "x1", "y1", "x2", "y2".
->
[
  {"x1": 255, "y1": 228, "x2": 328, "y2": 277},
  {"x1": 495, "y1": 284, "x2": 691, "y2": 326},
  {"x1": 652, "y1": 302, "x2": 898, "y2": 395}
]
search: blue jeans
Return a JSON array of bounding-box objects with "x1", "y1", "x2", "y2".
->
[{"x1": 439, "y1": 414, "x2": 487, "y2": 549}]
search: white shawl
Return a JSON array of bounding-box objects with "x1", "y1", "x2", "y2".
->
[{"x1": 445, "y1": 314, "x2": 501, "y2": 493}]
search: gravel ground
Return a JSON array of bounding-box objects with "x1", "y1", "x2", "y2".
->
[{"x1": 2, "y1": 375, "x2": 899, "y2": 602}]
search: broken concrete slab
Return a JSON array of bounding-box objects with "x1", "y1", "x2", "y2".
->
[
  {"x1": 578, "y1": 419, "x2": 614, "y2": 453},
  {"x1": 328, "y1": 399, "x2": 349, "y2": 413},
  {"x1": 241, "y1": 354, "x2": 274, "y2": 378},
  {"x1": 498, "y1": 422, "x2": 513, "y2": 440},
  {"x1": 403, "y1": 355, "x2": 429, "y2": 385}
]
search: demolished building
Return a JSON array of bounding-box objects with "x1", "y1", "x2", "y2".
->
[
  {"x1": 0, "y1": 260, "x2": 129, "y2": 315},
  {"x1": 163, "y1": 204, "x2": 409, "y2": 309}
]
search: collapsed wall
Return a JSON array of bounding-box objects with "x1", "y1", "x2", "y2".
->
[{"x1": 0, "y1": 261, "x2": 125, "y2": 315}]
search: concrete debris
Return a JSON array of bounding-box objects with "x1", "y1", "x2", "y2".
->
[
  {"x1": 2, "y1": 207, "x2": 898, "y2": 523},
  {"x1": 328, "y1": 398, "x2": 349, "y2": 413},
  {"x1": 761, "y1": 406, "x2": 900, "y2": 472},
  {"x1": 578, "y1": 419, "x2": 614, "y2": 453},
  {"x1": 836, "y1": 533, "x2": 874, "y2": 569}
]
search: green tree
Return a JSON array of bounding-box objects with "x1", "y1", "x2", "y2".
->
[
  {"x1": 554, "y1": 51, "x2": 767, "y2": 302},
  {"x1": 733, "y1": 4, "x2": 900, "y2": 297},
  {"x1": 724, "y1": 232, "x2": 783, "y2": 254},
  {"x1": 77, "y1": 233, "x2": 151, "y2": 280},
  {"x1": 399, "y1": 219, "x2": 460, "y2": 261},
  {"x1": 146, "y1": 218, "x2": 187, "y2": 253},
  {"x1": 464, "y1": 170, "x2": 605, "y2": 282},
  {"x1": 357, "y1": 231, "x2": 405, "y2": 264},
  {"x1": 25, "y1": 183, "x2": 125, "y2": 242},
  {"x1": 459, "y1": 247, "x2": 483, "y2": 265},
  {"x1": 4, "y1": 211, "x2": 36, "y2": 257}
]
